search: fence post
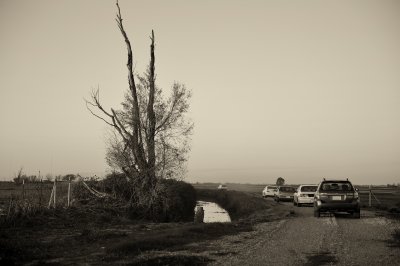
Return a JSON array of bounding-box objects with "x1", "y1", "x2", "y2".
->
[
  {"x1": 48, "y1": 185, "x2": 54, "y2": 209},
  {"x1": 39, "y1": 178, "x2": 43, "y2": 207},
  {"x1": 7, "y1": 196, "x2": 12, "y2": 219},
  {"x1": 53, "y1": 178, "x2": 57, "y2": 208},
  {"x1": 67, "y1": 176, "x2": 71, "y2": 207},
  {"x1": 369, "y1": 184, "x2": 372, "y2": 207},
  {"x1": 22, "y1": 179, "x2": 25, "y2": 200}
]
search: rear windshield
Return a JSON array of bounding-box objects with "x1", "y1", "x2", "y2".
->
[
  {"x1": 279, "y1": 186, "x2": 296, "y2": 192},
  {"x1": 319, "y1": 182, "x2": 353, "y2": 191},
  {"x1": 301, "y1": 186, "x2": 317, "y2": 192}
]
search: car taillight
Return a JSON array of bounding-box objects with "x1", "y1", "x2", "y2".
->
[
  {"x1": 317, "y1": 193, "x2": 328, "y2": 199},
  {"x1": 346, "y1": 192, "x2": 359, "y2": 200}
]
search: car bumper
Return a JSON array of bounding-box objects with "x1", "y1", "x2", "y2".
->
[
  {"x1": 297, "y1": 197, "x2": 314, "y2": 204},
  {"x1": 315, "y1": 201, "x2": 359, "y2": 212},
  {"x1": 263, "y1": 193, "x2": 275, "y2": 197},
  {"x1": 277, "y1": 196, "x2": 294, "y2": 201}
]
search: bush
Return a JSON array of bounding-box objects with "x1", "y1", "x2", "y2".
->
[
  {"x1": 159, "y1": 179, "x2": 197, "y2": 222},
  {"x1": 129, "y1": 179, "x2": 196, "y2": 222},
  {"x1": 73, "y1": 173, "x2": 196, "y2": 223}
]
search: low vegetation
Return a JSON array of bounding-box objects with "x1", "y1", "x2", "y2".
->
[
  {"x1": 2, "y1": 181, "x2": 397, "y2": 265},
  {"x1": 73, "y1": 173, "x2": 197, "y2": 222},
  {"x1": 196, "y1": 189, "x2": 272, "y2": 221},
  {"x1": 0, "y1": 181, "x2": 279, "y2": 265}
]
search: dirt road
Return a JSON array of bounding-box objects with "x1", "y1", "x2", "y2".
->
[{"x1": 206, "y1": 201, "x2": 400, "y2": 265}]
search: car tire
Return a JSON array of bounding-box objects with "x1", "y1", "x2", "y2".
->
[
  {"x1": 353, "y1": 210, "x2": 361, "y2": 219},
  {"x1": 314, "y1": 209, "x2": 320, "y2": 218}
]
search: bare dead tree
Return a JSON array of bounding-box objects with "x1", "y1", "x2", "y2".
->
[{"x1": 86, "y1": 1, "x2": 192, "y2": 190}]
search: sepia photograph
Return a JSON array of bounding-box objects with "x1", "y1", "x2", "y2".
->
[{"x1": 0, "y1": 0, "x2": 399, "y2": 265}]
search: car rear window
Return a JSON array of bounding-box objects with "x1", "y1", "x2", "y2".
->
[
  {"x1": 301, "y1": 186, "x2": 317, "y2": 192},
  {"x1": 268, "y1": 186, "x2": 277, "y2": 190},
  {"x1": 319, "y1": 182, "x2": 353, "y2": 191},
  {"x1": 279, "y1": 186, "x2": 296, "y2": 192}
]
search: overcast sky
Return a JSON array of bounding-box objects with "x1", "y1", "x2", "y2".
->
[{"x1": 1, "y1": 0, "x2": 399, "y2": 185}]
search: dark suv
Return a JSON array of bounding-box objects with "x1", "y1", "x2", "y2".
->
[{"x1": 314, "y1": 179, "x2": 360, "y2": 218}]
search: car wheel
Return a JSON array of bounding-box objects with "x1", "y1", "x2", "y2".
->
[
  {"x1": 353, "y1": 210, "x2": 361, "y2": 219},
  {"x1": 314, "y1": 208, "x2": 320, "y2": 217}
]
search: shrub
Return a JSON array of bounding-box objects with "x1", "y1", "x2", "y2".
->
[
  {"x1": 159, "y1": 179, "x2": 196, "y2": 222},
  {"x1": 129, "y1": 179, "x2": 196, "y2": 222},
  {"x1": 73, "y1": 173, "x2": 196, "y2": 222}
]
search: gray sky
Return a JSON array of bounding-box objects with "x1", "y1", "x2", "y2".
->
[{"x1": 1, "y1": 0, "x2": 399, "y2": 185}]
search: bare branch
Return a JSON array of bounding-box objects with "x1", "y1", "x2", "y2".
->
[{"x1": 85, "y1": 101, "x2": 114, "y2": 127}]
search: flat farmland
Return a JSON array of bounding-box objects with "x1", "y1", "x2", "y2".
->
[
  {"x1": 192, "y1": 182, "x2": 266, "y2": 194},
  {"x1": 0, "y1": 181, "x2": 72, "y2": 211}
]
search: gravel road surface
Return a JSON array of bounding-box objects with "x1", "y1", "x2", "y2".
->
[{"x1": 207, "y1": 201, "x2": 400, "y2": 266}]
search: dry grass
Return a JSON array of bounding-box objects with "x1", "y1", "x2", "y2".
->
[{"x1": 196, "y1": 188, "x2": 272, "y2": 221}]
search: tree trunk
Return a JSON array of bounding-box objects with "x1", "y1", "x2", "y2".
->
[{"x1": 147, "y1": 30, "x2": 156, "y2": 179}]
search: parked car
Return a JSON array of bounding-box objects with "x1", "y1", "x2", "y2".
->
[
  {"x1": 294, "y1": 185, "x2": 318, "y2": 207},
  {"x1": 313, "y1": 178, "x2": 360, "y2": 218},
  {"x1": 217, "y1": 184, "x2": 228, "y2": 190},
  {"x1": 274, "y1": 186, "x2": 296, "y2": 202},
  {"x1": 262, "y1": 185, "x2": 278, "y2": 197}
]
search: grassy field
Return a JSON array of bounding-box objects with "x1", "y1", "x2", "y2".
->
[{"x1": 0, "y1": 181, "x2": 72, "y2": 214}]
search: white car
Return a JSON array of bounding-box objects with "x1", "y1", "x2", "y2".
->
[
  {"x1": 262, "y1": 185, "x2": 278, "y2": 197},
  {"x1": 217, "y1": 184, "x2": 228, "y2": 190},
  {"x1": 294, "y1": 185, "x2": 318, "y2": 206}
]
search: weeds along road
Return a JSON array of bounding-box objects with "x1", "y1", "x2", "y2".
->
[{"x1": 207, "y1": 200, "x2": 400, "y2": 266}]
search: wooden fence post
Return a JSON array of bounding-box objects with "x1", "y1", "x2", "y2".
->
[
  {"x1": 53, "y1": 178, "x2": 57, "y2": 208},
  {"x1": 22, "y1": 179, "x2": 25, "y2": 200},
  {"x1": 39, "y1": 178, "x2": 43, "y2": 207},
  {"x1": 48, "y1": 185, "x2": 54, "y2": 209},
  {"x1": 369, "y1": 185, "x2": 372, "y2": 207},
  {"x1": 7, "y1": 196, "x2": 12, "y2": 219},
  {"x1": 67, "y1": 177, "x2": 71, "y2": 207}
]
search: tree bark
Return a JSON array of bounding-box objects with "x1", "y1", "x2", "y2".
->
[
  {"x1": 115, "y1": 1, "x2": 147, "y2": 174},
  {"x1": 147, "y1": 30, "x2": 156, "y2": 179}
]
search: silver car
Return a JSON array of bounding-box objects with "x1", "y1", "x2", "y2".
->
[{"x1": 294, "y1": 185, "x2": 318, "y2": 207}]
